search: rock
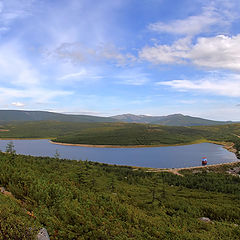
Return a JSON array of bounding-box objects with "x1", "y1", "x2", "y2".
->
[
  {"x1": 0, "y1": 187, "x2": 5, "y2": 193},
  {"x1": 37, "y1": 228, "x2": 50, "y2": 240},
  {"x1": 192, "y1": 170, "x2": 201, "y2": 174},
  {"x1": 227, "y1": 167, "x2": 240, "y2": 176},
  {"x1": 199, "y1": 217, "x2": 211, "y2": 223}
]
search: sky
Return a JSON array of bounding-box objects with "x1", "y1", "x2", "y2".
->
[{"x1": 0, "y1": 0, "x2": 240, "y2": 120}]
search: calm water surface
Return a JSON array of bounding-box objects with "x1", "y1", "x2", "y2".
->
[{"x1": 0, "y1": 139, "x2": 238, "y2": 168}]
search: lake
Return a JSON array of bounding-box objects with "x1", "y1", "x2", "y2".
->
[{"x1": 0, "y1": 139, "x2": 238, "y2": 168}]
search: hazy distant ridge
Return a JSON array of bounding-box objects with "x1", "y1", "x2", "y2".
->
[
  {"x1": 0, "y1": 110, "x2": 233, "y2": 126},
  {"x1": 0, "y1": 110, "x2": 116, "y2": 123},
  {"x1": 112, "y1": 113, "x2": 233, "y2": 126}
]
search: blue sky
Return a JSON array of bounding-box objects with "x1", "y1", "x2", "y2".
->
[{"x1": 1, "y1": 0, "x2": 240, "y2": 120}]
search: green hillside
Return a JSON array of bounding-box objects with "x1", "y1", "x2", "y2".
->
[
  {"x1": 51, "y1": 123, "x2": 240, "y2": 147},
  {"x1": 1, "y1": 121, "x2": 240, "y2": 150},
  {"x1": 1, "y1": 152, "x2": 240, "y2": 239}
]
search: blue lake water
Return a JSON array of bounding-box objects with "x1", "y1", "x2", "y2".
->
[{"x1": 0, "y1": 139, "x2": 238, "y2": 168}]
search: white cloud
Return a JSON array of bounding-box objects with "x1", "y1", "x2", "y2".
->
[
  {"x1": 0, "y1": 42, "x2": 73, "y2": 105},
  {"x1": 59, "y1": 70, "x2": 87, "y2": 80},
  {"x1": 0, "y1": 0, "x2": 34, "y2": 33},
  {"x1": 139, "y1": 37, "x2": 191, "y2": 64},
  {"x1": 59, "y1": 69, "x2": 103, "y2": 81},
  {"x1": 148, "y1": 6, "x2": 221, "y2": 36},
  {"x1": 117, "y1": 78, "x2": 148, "y2": 86},
  {"x1": 0, "y1": 42, "x2": 40, "y2": 86},
  {"x1": 148, "y1": 0, "x2": 238, "y2": 37},
  {"x1": 157, "y1": 74, "x2": 240, "y2": 97},
  {"x1": 190, "y1": 35, "x2": 240, "y2": 71},
  {"x1": 140, "y1": 34, "x2": 240, "y2": 71},
  {"x1": 48, "y1": 42, "x2": 136, "y2": 67},
  {"x1": 0, "y1": 86, "x2": 73, "y2": 103},
  {"x1": 141, "y1": 1, "x2": 240, "y2": 71},
  {"x1": 11, "y1": 102, "x2": 25, "y2": 107},
  {"x1": 114, "y1": 69, "x2": 150, "y2": 86}
]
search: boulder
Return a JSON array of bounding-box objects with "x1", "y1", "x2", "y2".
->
[
  {"x1": 0, "y1": 187, "x2": 5, "y2": 193},
  {"x1": 199, "y1": 217, "x2": 211, "y2": 223},
  {"x1": 37, "y1": 228, "x2": 50, "y2": 240}
]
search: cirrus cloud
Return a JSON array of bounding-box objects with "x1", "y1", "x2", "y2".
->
[{"x1": 157, "y1": 74, "x2": 240, "y2": 97}]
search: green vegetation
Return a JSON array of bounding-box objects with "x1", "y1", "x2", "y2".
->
[
  {"x1": 53, "y1": 123, "x2": 208, "y2": 145},
  {"x1": 1, "y1": 121, "x2": 240, "y2": 150},
  {"x1": 0, "y1": 194, "x2": 39, "y2": 239},
  {"x1": 1, "y1": 116, "x2": 240, "y2": 239},
  {"x1": 5, "y1": 141, "x2": 16, "y2": 155},
  {"x1": 0, "y1": 152, "x2": 240, "y2": 239},
  {"x1": 0, "y1": 121, "x2": 106, "y2": 139}
]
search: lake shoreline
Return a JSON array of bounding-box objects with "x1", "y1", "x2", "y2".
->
[
  {"x1": 49, "y1": 140, "x2": 237, "y2": 153},
  {"x1": 0, "y1": 138, "x2": 236, "y2": 152},
  {"x1": 0, "y1": 139, "x2": 238, "y2": 169},
  {"x1": 144, "y1": 159, "x2": 240, "y2": 174},
  {"x1": 49, "y1": 140, "x2": 240, "y2": 170},
  {"x1": 49, "y1": 139, "x2": 208, "y2": 148}
]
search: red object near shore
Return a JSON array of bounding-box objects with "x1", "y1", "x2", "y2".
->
[{"x1": 202, "y1": 157, "x2": 207, "y2": 166}]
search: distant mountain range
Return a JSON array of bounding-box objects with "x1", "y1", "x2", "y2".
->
[
  {"x1": 111, "y1": 113, "x2": 233, "y2": 126},
  {"x1": 0, "y1": 110, "x2": 116, "y2": 123},
  {"x1": 0, "y1": 110, "x2": 234, "y2": 126}
]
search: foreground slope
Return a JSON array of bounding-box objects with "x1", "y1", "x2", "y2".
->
[{"x1": 0, "y1": 152, "x2": 240, "y2": 239}]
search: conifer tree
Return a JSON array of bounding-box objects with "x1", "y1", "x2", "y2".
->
[{"x1": 5, "y1": 141, "x2": 16, "y2": 154}]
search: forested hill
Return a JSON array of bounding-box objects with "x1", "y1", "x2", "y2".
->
[
  {"x1": 112, "y1": 113, "x2": 233, "y2": 126},
  {"x1": 2, "y1": 121, "x2": 240, "y2": 151},
  {"x1": 0, "y1": 110, "x2": 116, "y2": 123}
]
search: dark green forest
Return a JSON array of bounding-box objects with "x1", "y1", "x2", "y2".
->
[
  {"x1": 0, "y1": 151, "x2": 240, "y2": 239},
  {"x1": 1, "y1": 121, "x2": 240, "y2": 147}
]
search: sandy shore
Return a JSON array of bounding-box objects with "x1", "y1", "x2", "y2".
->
[
  {"x1": 0, "y1": 138, "x2": 50, "y2": 140},
  {"x1": 49, "y1": 140, "x2": 206, "y2": 148}
]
